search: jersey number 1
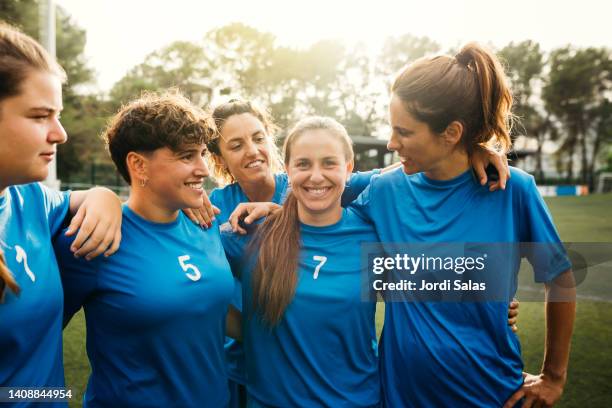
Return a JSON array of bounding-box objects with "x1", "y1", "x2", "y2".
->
[
  {"x1": 15, "y1": 245, "x2": 35, "y2": 282},
  {"x1": 312, "y1": 255, "x2": 327, "y2": 280}
]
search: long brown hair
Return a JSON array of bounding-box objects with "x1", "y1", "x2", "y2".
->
[
  {"x1": 0, "y1": 248, "x2": 19, "y2": 303},
  {"x1": 250, "y1": 116, "x2": 354, "y2": 325},
  {"x1": 391, "y1": 42, "x2": 513, "y2": 155}
]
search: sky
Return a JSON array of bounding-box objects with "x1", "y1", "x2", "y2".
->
[{"x1": 55, "y1": 0, "x2": 612, "y2": 92}]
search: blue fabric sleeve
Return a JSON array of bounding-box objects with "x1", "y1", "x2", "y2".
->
[
  {"x1": 341, "y1": 170, "x2": 381, "y2": 207},
  {"x1": 208, "y1": 188, "x2": 221, "y2": 208},
  {"x1": 221, "y1": 229, "x2": 252, "y2": 280},
  {"x1": 520, "y1": 176, "x2": 572, "y2": 282},
  {"x1": 38, "y1": 183, "x2": 71, "y2": 236},
  {"x1": 53, "y1": 231, "x2": 99, "y2": 326},
  {"x1": 348, "y1": 176, "x2": 377, "y2": 224}
]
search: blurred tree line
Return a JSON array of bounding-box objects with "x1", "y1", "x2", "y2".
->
[{"x1": 2, "y1": 1, "x2": 611, "y2": 188}]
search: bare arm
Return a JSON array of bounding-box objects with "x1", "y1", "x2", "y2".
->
[
  {"x1": 508, "y1": 298, "x2": 519, "y2": 332},
  {"x1": 379, "y1": 162, "x2": 402, "y2": 174},
  {"x1": 226, "y1": 305, "x2": 242, "y2": 341},
  {"x1": 471, "y1": 147, "x2": 510, "y2": 191},
  {"x1": 182, "y1": 190, "x2": 220, "y2": 228},
  {"x1": 228, "y1": 202, "x2": 282, "y2": 234},
  {"x1": 504, "y1": 270, "x2": 576, "y2": 408},
  {"x1": 67, "y1": 187, "x2": 122, "y2": 260}
]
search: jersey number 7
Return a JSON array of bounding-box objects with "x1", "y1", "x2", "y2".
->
[{"x1": 312, "y1": 255, "x2": 327, "y2": 280}]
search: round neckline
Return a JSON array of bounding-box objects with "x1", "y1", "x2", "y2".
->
[
  {"x1": 299, "y1": 208, "x2": 347, "y2": 232},
  {"x1": 416, "y1": 169, "x2": 475, "y2": 187},
  {"x1": 123, "y1": 204, "x2": 182, "y2": 230}
]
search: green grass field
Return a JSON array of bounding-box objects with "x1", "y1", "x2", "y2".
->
[{"x1": 63, "y1": 194, "x2": 612, "y2": 407}]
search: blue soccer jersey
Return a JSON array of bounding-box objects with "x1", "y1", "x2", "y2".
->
[
  {"x1": 210, "y1": 173, "x2": 290, "y2": 225},
  {"x1": 342, "y1": 170, "x2": 381, "y2": 207},
  {"x1": 0, "y1": 183, "x2": 70, "y2": 408},
  {"x1": 222, "y1": 208, "x2": 380, "y2": 407},
  {"x1": 210, "y1": 170, "x2": 380, "y2": 387},
  {"x1": 209, "y1": 173, "x2": 289, "y2": 386},
  {"x1": 351, "y1": 167, "x2": 571, "y2": 407},
  {"x1": 54, "y1": 205, "x2": 234, "y2": 408}
]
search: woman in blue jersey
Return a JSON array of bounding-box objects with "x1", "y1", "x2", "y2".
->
[
  {"x1": 199, "y1": 99, "x2": 396, "y2": 408},
  {"x1": 222, "y1": 116, "x2": 520, "y2": 407},
  {"x1": 222, "y1": 116, "x2": 382, "y2": 407},
  {"x1": 349, "y1": 43, "x2": 576, "y2": 407},
  {"x1": 0, "y1": 22, "x2": 122, "y2": 405},
  {"x1": 199, "y1": 99, "x2": 404, "y2": 408},
  {"x1": 203, "y1": 100, "x2": 286, "y2": 408},
  {"x1": 54, "y1": 92, "x2": 236, "y2": 408},
  {"x1": 202, "y1": 99, "x2": 517, "y2": 407}
]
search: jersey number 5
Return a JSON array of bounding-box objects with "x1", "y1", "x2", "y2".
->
[
  {"x1": 312, "y1": 255, "x2": 327, "y2": 280},
  {"x1": 178, "y1": 255, "x2": 202, "y2": 282}
]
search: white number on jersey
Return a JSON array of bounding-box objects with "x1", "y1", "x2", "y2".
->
[
  {"x1": 178, "y1": 255, "x2": 202, "y2": 282},
  {"x1": 15, "y1": 245, "x2": 35, "y2": 282},
  {"x1": 312, "y1": 255, "x2": 327, "y2": 280}
]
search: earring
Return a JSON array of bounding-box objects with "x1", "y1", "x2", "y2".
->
[{"x1": 140, "y1": 178, "x2": 148, "y2": 187}]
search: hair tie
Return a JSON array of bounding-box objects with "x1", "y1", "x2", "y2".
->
[{"x1": 455, "y1": 52, "x2": 471, "y2": 67}]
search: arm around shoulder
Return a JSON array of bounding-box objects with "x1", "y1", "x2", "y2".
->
[{"x1": 67, "y1": 187, "x2": 122, "y2": 260}]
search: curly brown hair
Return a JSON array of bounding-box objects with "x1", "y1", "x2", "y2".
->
[{"x1": 102, "y1": 91, "x2": 215, "y2": 184}]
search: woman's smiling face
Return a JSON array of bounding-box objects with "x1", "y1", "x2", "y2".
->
[
  {"x1": 217, "y1": 113, "x2": 273, "y2": 185},
  {"x1": 286, "y1": 128, "x2": 353, "y2": 225}
]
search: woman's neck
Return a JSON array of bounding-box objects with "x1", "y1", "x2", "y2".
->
[
  {"x1": 127, "y1": 192, "x2": 179, "y2": 223},
  {"x1": 297, "y1": 203, "x2": 342, "y2": 227},
  {"x1": 425, "y1": 151, "x2": 470, "y2": 181},
  {"x1": 239, "y1": 174, "x2": 276, "y2": 202}
]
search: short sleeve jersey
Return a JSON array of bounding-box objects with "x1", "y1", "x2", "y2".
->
[
  {"x1": 222, "y1": 209, "x2": 381, "y2": 407},
  {"x1": 210, "y1": 170, "x2": 380, "y2": 385},
  {"x1": 350, "y1": 167, "x2": 571, "y2": 407},
  {"x1": 55, "y1": 205, "x2": 234, "y2": 408},
  {"x1": 0, "y1": 183, "x2": 70, "y2": 408}
]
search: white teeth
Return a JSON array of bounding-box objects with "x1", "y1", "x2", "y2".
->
[
  {"x1": 246, "y1": 160, "x2": 264, "y2": 168},
  {"x1": 185, "y1": 182, "x2": 203, "y2": 190},
  {"x1": 305, "y1": 187, "x2": 330, "y2": 196}
]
